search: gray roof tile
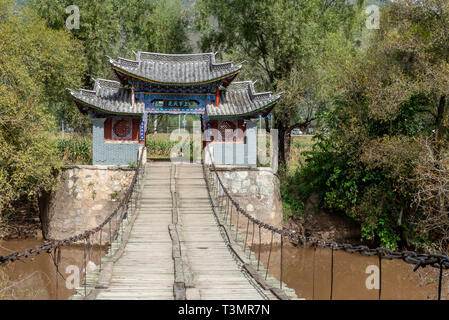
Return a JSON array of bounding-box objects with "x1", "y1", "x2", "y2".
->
[
  {"x1": 206, "y1": 81, "x2": 281, "y2": 119},
  {"x1": 67, "y1": 79, "x2": 144, "y2": 115},
  {"x1": 68, "y1": 80, "x2": 280, "y2": 118},
  {"x1": 109, "y1": 52, "x2": 242, "y2": 85}
]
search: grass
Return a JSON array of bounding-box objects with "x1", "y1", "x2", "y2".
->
[
  {"x1": 289, "y1": 135, "x2": 314, "y2": 173},
  {"x1": 49, "y1": 132, "x2": 312, "y2": 166},
  {"x1": 146, "y1": 133, "x2": 194, "y2": 160},
  {"x1": 49, "y1": 133, "x2": 92, "y2": 165},
  {"x1": 145, "y1": 133, "x2": 314, "y2": 168}
]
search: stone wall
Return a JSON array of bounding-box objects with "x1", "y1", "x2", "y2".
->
[
  {"x1": 40, "y1": 152, "x2": 281, "y2": 245},
  {"x1": 41, "y1": 165, "x2": 135, "y2": 241},
  {"x1": 216, "y1": 166, "x2": 283, "y2": 243}
]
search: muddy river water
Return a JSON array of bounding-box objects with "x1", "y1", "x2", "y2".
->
[
  {"x1": 0, "y1": 239, "x2": 446, "y2": 300},
  {"x1": 0, "y1": 240, "x2": 105, "y2": 300},
  {"x1": 257, "y1": 245, "x2": 445, "y2": 300}
]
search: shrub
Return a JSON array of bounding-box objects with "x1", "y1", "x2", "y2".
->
[
  {"x1": 55, "y1": 136, "x2": 92, "y2": 164},
  {"x1": 146, "y1": 134, "x2": 194, "y2": 159}
]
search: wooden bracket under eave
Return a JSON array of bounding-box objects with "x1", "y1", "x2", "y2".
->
[
  {"x1": 215, "y1": 86, "x2": 219, "y2": 107},
  {"x1": 131, "y1": 83, "x2": 135, "y2": 107}
]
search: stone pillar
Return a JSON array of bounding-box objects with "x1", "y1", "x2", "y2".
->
[
  {"x1": 92, "y1": 118, "x2": 106, "y2": 165},
  {"x1": 271, "y1": 129, "x2": 279, "y2": 173},
  {"x1": 245, "y1": 120, "x2": 257, "y2": 166}
]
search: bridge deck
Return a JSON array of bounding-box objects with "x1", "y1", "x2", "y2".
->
[
  {"x1": 177, "y1": 163, "x2": 265, "y2": 300},
  {"x1": 91, "y1": 162, "x2": 268, "y2": 300},
  {"x1": 96, "y1": 163, "x2": 174, "y2": 300}
]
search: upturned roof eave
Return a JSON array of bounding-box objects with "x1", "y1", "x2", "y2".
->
[
  {"x1": 67, "y1": 82, "x2": 282, "y2": 118},
  {"x1": 110, "y1": 62, "x2": 242, "y2": 86},
  {"x1": 69, "y1": 91, "x2": 279, "y2": 119},
  {"x1": 68, "y1": 92, "x2": 143, "y2": 116},
  {"x1": 206, "y1": 100, "x2": 280, "y2": 120}
]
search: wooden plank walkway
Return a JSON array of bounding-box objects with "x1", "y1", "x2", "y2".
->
[
  {"x1": 176, "y1": 163, "x2": 267, "y2": 300},
  {"x1": 73, "y1": 161, "x2": 298, "y2": 300},
  {"x1": 95, "y1": 163, "x2": 174, "y2": 300}
]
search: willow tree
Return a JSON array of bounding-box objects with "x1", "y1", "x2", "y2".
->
[
  {"x1": 292, "y1": 0, "x2": 449, "y2": 249},
  {"x1": 28, "y1": 0, "x2": 191, "y2": 83},
  {"x1": 0, "y1": 0, "x2": 86, "y2": 215},
  {"x1": 27, "y1": 0, "x2": 191, "y2": 131},
  {"x1": 195, "y1": 0, "x2": 365, "y2": 167}
]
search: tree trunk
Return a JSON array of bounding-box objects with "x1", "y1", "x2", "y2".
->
[
  {"x1": 435, "y1": 94, "x2": 447, "y2": 146},
  {"x1": 275, "y1": 120, "x2": 291, "y2": 169},
  {"x1": 284, "y1": 129, "x2": 291, "y2": 169},
  {"x1": 265, "y1": 117, "x2": 270, "y2": 133}
]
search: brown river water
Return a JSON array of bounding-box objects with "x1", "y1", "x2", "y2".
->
[
  {"x1": 256, "y1": 245, "x2": 446, "y2": 300},
  {"x1": 0, "y1": 239, "x2": 446, "y2": 300},
  {"x1": 0, "y1": 240, "x2": 105, "y2": 300}
]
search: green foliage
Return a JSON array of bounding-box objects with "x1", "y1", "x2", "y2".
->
[
  {"x1": 17, "y1": 0, "x2": 89, "y2": 133},
  {"x1": 55, "y1": 136, "x2": 92, "y2": 164},
  {"x1": 280, "y1": 176, "x2": 305, "y2": 220},
  {"x1": 147, "y1": 138, "x2": 179, "y2": 158},
  {"x1": 195, "y1": 0, "x2": 366, "y2": 167},
  {"x1": 284, "y1": 1, "x2": 449, "y2": 250},
  {"x1": 285, "y1": 133, "x2": 410, "y2": 248},
  {"x1": 0, "y1": 0, "x2": 86, "y2": 214},
  {"x1": 144, "y1": 0, "x2": 192, "y2": 54},
  {"x1": 27, "y1": 0, "x2": 191, "y2": 132},
  {"x1": 28, "y1": 0, "x2": 191, "y2": 83}
]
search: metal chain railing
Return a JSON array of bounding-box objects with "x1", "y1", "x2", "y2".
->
[
  {"x1": 0, "y1": 147, "x2": 146, "y2": 298},
  {"x1": 202, "y1": 146, "x2": 449, "y2": 300}
]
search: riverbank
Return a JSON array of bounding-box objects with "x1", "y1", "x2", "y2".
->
[
  {"x1": 283, "y1": 192, "x2": 364, "y2": 246},
  {"x1": 0, "y1": 204, "x2": 42, "y2": 241},
  {"x1": 282, "y1": 135, "x2": 366, "y2": 246}
]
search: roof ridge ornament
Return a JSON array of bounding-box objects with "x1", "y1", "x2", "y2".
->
[
  {"x1": 136, "y1": 51, "x2": 215, "y2": 62},
  {"x1": 68, "y1": 51, "x2": 281, "y2": 118},
  {"x1": 67, "y1": 77, "x2": 281, "y2": 119},
  {"x1": 109, "y1": 51, "x2": 241, "y2": 85},
  {"x1": 94, "y1": 78, "x2": 122, "y2": 93}
]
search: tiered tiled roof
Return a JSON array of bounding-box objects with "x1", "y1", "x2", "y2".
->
[
  {"x1": 68, "y1": 79, "x2": 144, "y2": 115},
  {"x1": 68, "y1": 80, "x2": 280, "y2": 118},
  {"x1": 69, "y1": 52, "x2": 281, "y2": 118},
  {"x1": 110, "y1": 52, "x2": 242, "y2": 85},
  {"x1": 206, "y1": 81, "x2": 281, "y2": 119}
]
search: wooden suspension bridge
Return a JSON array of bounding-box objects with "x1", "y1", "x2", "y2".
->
[
  {"x1": 2, "y1": 148, "x2": 448, "y2": 300},
  {"x1": 72, "y1": 161, "x2": 299, "y2": 300}
]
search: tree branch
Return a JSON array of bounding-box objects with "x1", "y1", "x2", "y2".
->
[
  {"x1": 287, "y1": 118, "x2": 315, "y2": 133},
  {"x1": 255, "y1": 32, "x2": 274, "y2": 84}
]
